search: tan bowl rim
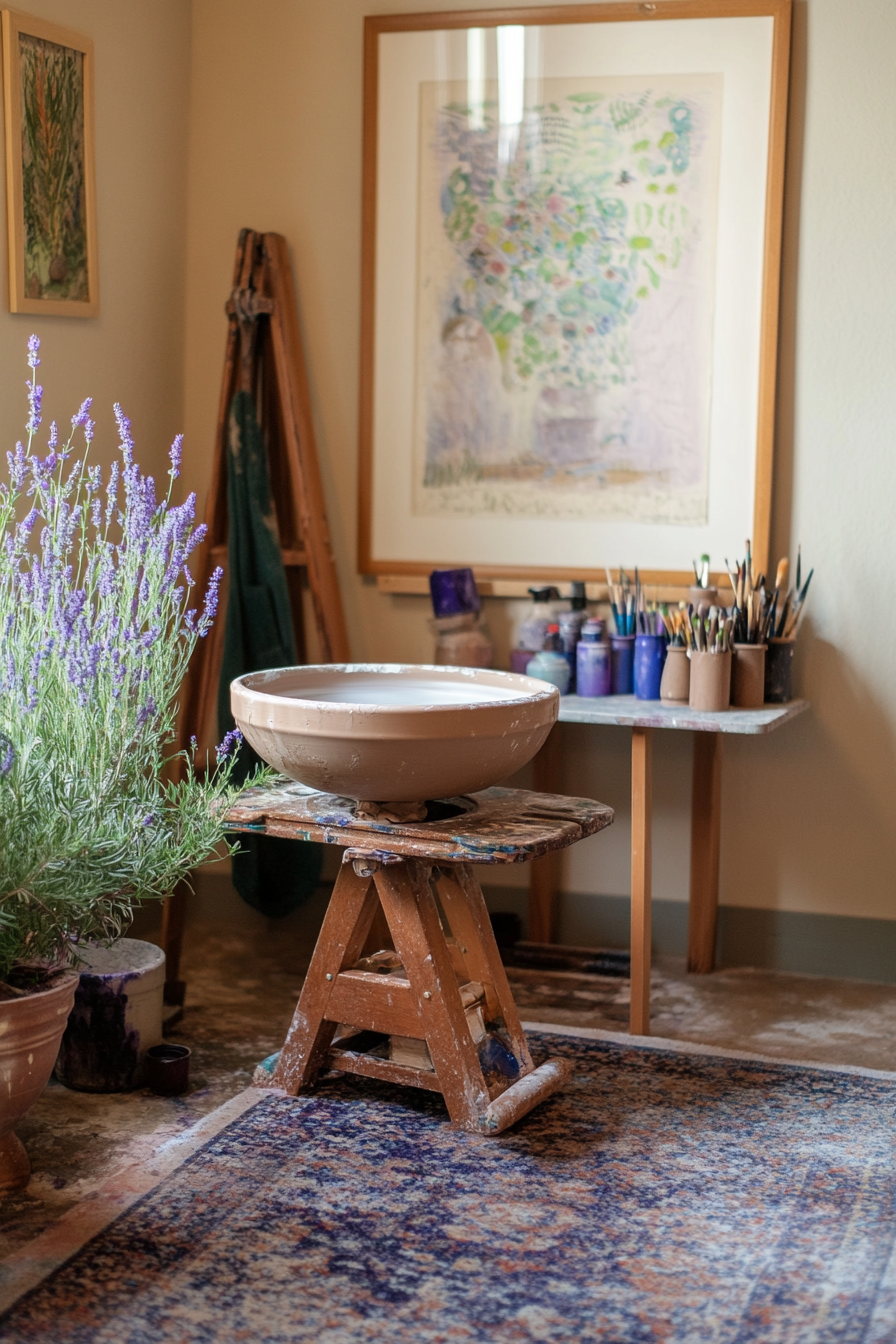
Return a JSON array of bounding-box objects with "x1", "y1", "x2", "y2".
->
[{"x1": 232, "y1": 663, "x2": 559, "y2": 716}]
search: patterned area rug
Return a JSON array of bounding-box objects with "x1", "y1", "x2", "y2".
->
[{"x1": 2, "y1": 1029, "x2": 896, "y2": 1343}]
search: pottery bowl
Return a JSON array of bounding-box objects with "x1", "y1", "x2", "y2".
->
[{"x1": 231, "y1": 664, "x2": 559, "y2": 802}]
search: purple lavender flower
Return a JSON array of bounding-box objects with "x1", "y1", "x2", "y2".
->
[
  {"x1": 168, "y1": 434, "x2": 183, "y2": 479},
  {"x1": 7, "y1": 442, "x2": 26, "y2": 489},
  {"x1": 137, "y1": 697, "x2": 157, "y2": 726},
  {"x1": 199, "y1": 566, "x2": 223, "y2": 634},
  {"x1": 216, "y1": 727, "x2": 242, "y2": 759},
  {"x1": 70, "y1": 399, "x2": 92, "y2": 431},
  {"x1": 26, "y1": 335, "x2": 39, "y2": 368},
  {"x1": 142, "y1": 814, "x2": 155, "y2": 827},
  {"x1": 26, "y1": 380, "x2": 42, "y2": 435},
  {"x1": 0, "y1": 736, "x2": 14, "y2": 776},
  {"x1": 114, "y1": 404, "x2": 134, "y2": 466}
]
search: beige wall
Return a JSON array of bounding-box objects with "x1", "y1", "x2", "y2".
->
[
  {"x1": 184, "y1": 0, "x2": 896, "y2": 924},
  {"x1": 0, "y1": 0, "x2": 191, "y2": 485}
]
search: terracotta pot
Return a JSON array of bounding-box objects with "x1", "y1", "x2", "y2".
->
[
  {"x1": 231, "y1": 664, "x2": 558, "y2": 802},
  {"x1": 660, "y1": 646, "x2": 690, "y2": 704},
  {"x1": 731, "y1": 643, "x2": 767, "y2": 709},
  {"x1": 688, "y1": 650, "x2": 731, "y2": 713},
  {"x1": 0, "y1": 971, "x2": 78, "y2": 1192}
]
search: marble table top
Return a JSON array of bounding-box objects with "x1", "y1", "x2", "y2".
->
[{"x1": 557, "y1": 695, "x2": 809, "y2": 735}]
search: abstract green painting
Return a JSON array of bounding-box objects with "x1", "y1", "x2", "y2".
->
[{"x1": 3, "y1": 13, "x2": 97, "y2": 316}]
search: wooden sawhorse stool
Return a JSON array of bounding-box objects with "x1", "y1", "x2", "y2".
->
[{"x1": 226, "y1": 782, "x2": 613, "y2": 1135}]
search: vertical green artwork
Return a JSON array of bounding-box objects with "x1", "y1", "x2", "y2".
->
[{"x1": 19, "y1": 34, "x2": 88, "y2": 303}]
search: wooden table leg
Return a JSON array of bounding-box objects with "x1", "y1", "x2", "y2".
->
[
  {"x1": 529, "y1": 725, "x2": 562, "y2": 942},
  {"x1": 689, "y1": 732, "x2": 723, "y2": 973},
  {"x1": 630, "y1": 726, "x2": 652, "y2": 1036}
]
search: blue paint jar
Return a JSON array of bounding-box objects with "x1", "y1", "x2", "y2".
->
[
  {"x1": 610, "y1": 635, "x2": 635, "y2": 695},
  {"x1": 576, "y1": 623, "x2": 610, "y2": 697},
  {"x1": 634, "y1": 633, "x2": 666, "y2": 700},
  {"x1": 526, "y1": 649, "x2": 571, "y2": 695}
]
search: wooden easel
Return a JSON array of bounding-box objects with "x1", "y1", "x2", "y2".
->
[{"x1": 162, "y1": 229, "x2": 349, "y2": 1006}]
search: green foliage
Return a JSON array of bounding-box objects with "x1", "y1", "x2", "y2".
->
[{"x1": 0, "y1": 343, "x2": 259, "y2": 980}]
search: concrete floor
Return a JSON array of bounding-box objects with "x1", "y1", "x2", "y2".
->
[{"x1": 4, "y1": 884, "x2": 896, "y2": 1262}]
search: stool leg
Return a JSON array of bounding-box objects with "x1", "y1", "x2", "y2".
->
[
  {"x1": 434, "y1": 863, "x2": 534, "y2": 1075},
  {"x1": 375, "y1": 860, "x2": 491, "y2": 1131},
  {"x1": 273, "y1": 862, "x2": 381, "y2": 1094}
]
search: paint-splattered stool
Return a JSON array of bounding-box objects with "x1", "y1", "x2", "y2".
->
[{"x1": 226, "y1": 783, "x2": 613, "y2": 1135}]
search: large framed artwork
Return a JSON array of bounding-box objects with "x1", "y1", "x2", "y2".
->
[
  {"x1": 359, "y1": 2, "x2": 791, "y2": 583},
  {"x1": 2, "y1": 10, "x2": 98, "y2": 317}
]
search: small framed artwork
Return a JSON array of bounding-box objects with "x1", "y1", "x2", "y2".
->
[
  {"x1": 359, "y1": 2, "x2": 792, "y2": 584},
  {"x1": 1, "y1": 10, "x2": 98, "y2": 317}
]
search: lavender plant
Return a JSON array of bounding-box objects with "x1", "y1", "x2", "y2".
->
[{"x1": 0, "y1": 338, "x2": 254, "y2": 983}]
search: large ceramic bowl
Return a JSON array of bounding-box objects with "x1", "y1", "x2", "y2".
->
[{"x1": 231, "y1": 664, "x2": 559, "y2": 802}]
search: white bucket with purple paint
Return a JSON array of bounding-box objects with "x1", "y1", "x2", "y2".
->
[{"x1": 55, "y1": 939, "x2": 166, "y2": 1092}]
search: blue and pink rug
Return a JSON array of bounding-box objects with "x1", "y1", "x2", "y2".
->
[{"x1": 1, "y1": 1027, "x2": 895, "y2": 1342}]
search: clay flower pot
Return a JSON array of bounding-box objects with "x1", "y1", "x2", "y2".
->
[{"x1": 0, "y1": 971, "x2": 78, "y2": 1192}]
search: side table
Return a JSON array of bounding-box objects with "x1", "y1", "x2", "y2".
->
[
  {"x1": 531, "y1": 696, "x2": 809, "y2": 1035},
  {"x1": 226, "y1": 783, "x2": 613, "y2": 1135}
]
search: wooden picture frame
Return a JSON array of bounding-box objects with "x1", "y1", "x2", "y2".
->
[
  {"x1": 2, "y1": 9, "x2": 98, "y2": 317},
  {"x1": 359, "y1": 1, "x2": 791, "y2": 585}
]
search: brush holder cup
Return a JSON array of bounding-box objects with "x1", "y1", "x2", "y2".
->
[
  {"x1": 688, "y1": 650, "x2": 731, "y2": 713},
  {"x1": 633, "y1": 634, "x2": 666, "y2": 700},
  {"x1": 764, "y1": 638, "x2": 795, "y2": 703},
  {"x1": 688, "y1": 585, "x2": 719, "y2": 614},
  {"x1": 731, "y1": 644, "x2": 767, "y2": 709},
  {"x1": 610, "y1": 636, "x2": 635, "y2": 695},
  {"x1": 660, "y1": 646, "x2": 690, "y2": 704}
]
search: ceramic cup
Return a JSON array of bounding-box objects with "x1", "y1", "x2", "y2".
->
[
  {"x1": 610, "y1": 635, "x2": 635, "y2": 695},
  {"x1": 633, "y1": 633, "x2": 666, "y2": 700},
  {"x1": 660, "y1": 646, "x2": 690, "y2": 704},
  {"x1": 731, "y1": 643, "x2": 767, "y2": 709},
  {"x1": 688, "y1": 650, "x2": 731, "y2": 713},
  {"x1": 764, "y1": 638, "x2": 795, "y2": 703}
]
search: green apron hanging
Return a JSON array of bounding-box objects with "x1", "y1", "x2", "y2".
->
[{"x1": 217, "y1": 388, "x2": 322, "y2": 917}]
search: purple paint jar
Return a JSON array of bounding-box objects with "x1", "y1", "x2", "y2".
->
[
  {"x1": 634, "y1": 633, "x2": 666, "y2": 700},
  {"x1": 577, "y1": 625, "x2": 611, "y2": 697},
  {"x1": 610, "y1": 635, "x2": 635, "y2": 695}
]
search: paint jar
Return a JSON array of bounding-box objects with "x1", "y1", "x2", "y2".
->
[
  {"x1": 526, "y1": 648, "x2": 571, "y2": 695},
  {"x1": 577, "y1": 622, "x2": 610, "y2": 697},
  {"x1": 610, "y1": 635, "x2": 635, "y2": 695},
  {"x1": 660, "y1": 646, "x2": 690, "y2": 704},
  {"x1": 688, "y1": 650, "x2": 731, "y2": 713},
  {"x1": 509, "y1": 648, "x2": 532, "y2": 675},
  {"x1": 731, "y1": 643, "x2": 767, "y2": 708},
  {"x1": 634, "y1": 633, "x2": 666, "y2": 700},
  {"x1": 558, "y1": 610, "x2": 587, "y2": 691},
  {"x1": 764, "y1": 638, "x2": 795, "y2": 703},
  {"x1": 55, "y1": 939, "x2": 165, "y2": 1093},
  {"x1": 145, "y1": 1044, "x2": 191, "y2": 1097}
]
